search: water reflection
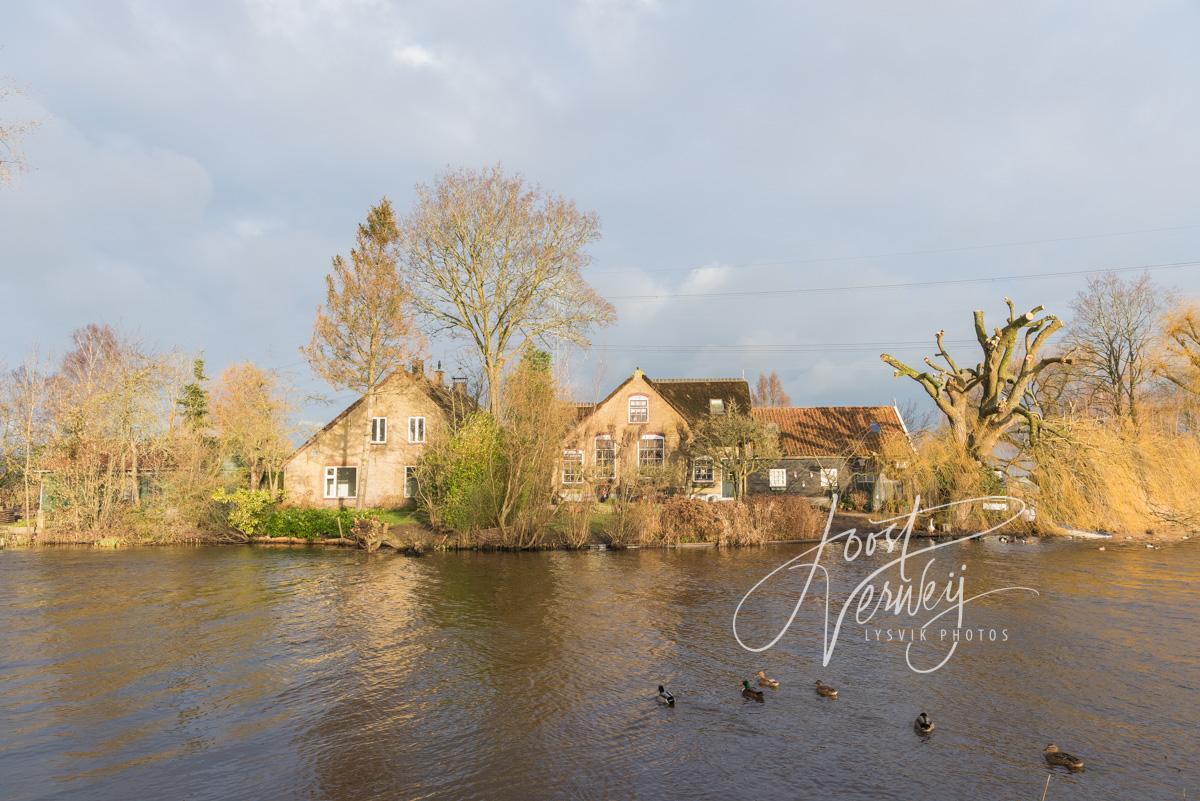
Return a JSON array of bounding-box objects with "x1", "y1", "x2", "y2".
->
[{"x1": 0, "y1": 541, "x2": 1196, "y2": 800}]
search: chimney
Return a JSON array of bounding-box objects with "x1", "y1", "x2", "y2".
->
[
  {"x1": 451, "y1": 374, "x2": 468, "y2": 393},
  {"x1": 410, "y1": 359, "x2": 424, "y2": 378},
  {"x1": 433, "y1": 360, "x2": 445, "y2": 387}
]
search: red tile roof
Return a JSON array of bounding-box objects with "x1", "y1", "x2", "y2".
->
[{"x1": 751, "y1": 406, "x2": 909, "y2": 458}]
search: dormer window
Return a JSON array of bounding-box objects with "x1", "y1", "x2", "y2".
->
[
  {"x1": 709, "y1": 398, "x2": 725, "y2": 416},
  {"x1": 628, "y1": 395, "x2": 649, "y2": 423}
]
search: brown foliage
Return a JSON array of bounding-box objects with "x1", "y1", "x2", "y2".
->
[{"x1": 752, "y1": 371, "x2": 791, "y2": 407}]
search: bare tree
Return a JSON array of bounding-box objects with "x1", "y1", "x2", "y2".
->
[
  {"x1": 752, "y1": 371, "x2": 791, "y2": 407},
  {"x1": 400, "y1": 165, "x2": 615, "y2": 414},
  {"x1": 303, "y1": 198, "x2": 424, "y2": 508},
  {"x1": 211, "y1": 363, "x2": 294, "y2": 492},
  {"x1": 2, "y1": 351, "x2": 49, "y2": 526},
  {"x1": 881, "y1": 298, "x2": 1073, "y2": 464},
  {"x1": 1066, "y1": 272, "x2": 1166, "y2": 422},
  {"x1": 0, "y1": 83, "x2": 36, "y2": 184}
]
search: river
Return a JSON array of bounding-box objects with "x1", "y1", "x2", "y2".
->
[{"x1": 0, "y1": 539, "x2": 1196, "y2": 800}]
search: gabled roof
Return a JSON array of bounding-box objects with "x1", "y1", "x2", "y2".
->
[
  {"x1": 752, "y1": 406, "x2": 910, "y2": 458},
  {"x1": 572, "y1": 371, "x2": 752, "y2": 428},
  {"x1": 285, "y1": 371, "x2": 472, "y2": 464},
  {"x1": 646, "y1": 378, "x2": 753, "y2": 425}
]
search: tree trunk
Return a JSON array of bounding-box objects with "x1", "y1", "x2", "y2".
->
[{"x1": 357, "y1": 390, "x2": 374, "y2": 510}]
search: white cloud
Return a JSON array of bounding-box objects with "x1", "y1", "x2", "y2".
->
[{"x1": 392, "y1": 43, "x2": 439, "y2": 70}]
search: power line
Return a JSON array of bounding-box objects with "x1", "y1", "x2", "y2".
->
[
  {"x1": 590, "y1": 222, "x2": 1200, "y2": 277},
  {"x1": 607, "y1": 258, "x2": 1200, "y2": 302},
  {"x1": 587, "y1": 340, "x2": 975, "y2": 354}
]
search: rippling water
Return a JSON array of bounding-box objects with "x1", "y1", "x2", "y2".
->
[{"x1": 1, "y1": 540, "x2": 1196, "y2": 800}]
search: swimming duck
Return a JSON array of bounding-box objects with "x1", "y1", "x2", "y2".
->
[
  {"x1": 756, "y1": 670, "x2": 780, "y2": 688},
  {"x1": 656, "y1": 685, "x2": 675, "y2": 707},
  {"x1": 913, "y1": 712, "x2": 934, "y2": 734},
  {"x1": 741, "y1": 680, "x2": 765, "y2": 702},
  {"x1": 1043, "y1": 744, "x2": 1084, "y2": 771},
  {"x1": 814, "y1": 680, "x2": 839, "y2": 699}
]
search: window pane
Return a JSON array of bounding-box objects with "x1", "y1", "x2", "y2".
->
[
  {"x1": 638, "y1": 436, "x2": 664, "y2": 467},
  {"x1": 594, "y1": 438, "x2": 615, "y2": 480},
  {"x1": 628, "y1": 396, "x2": 649, "y2": 423},
  {"x1": 769, "y1": 468, "x2": 787, "y2": 489},
  {"x1": 562, "y1": 450, "x2": 583, "y2": 484}
]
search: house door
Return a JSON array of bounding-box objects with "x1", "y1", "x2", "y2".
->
[{"x1": 721, "y1": 471, "x2": 736, "y2": 498}]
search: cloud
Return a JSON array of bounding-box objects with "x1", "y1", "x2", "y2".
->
[
  {"x1": 3, "y1": 0, "x2": 1200, "y2": 418},
  {"x1": 392, "y1": 43, "x2": 439, "y2": 69}
]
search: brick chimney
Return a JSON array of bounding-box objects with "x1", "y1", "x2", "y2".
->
[
  {"x1": 410, "y1": 359, "x2": 424, "y2": 378},
  {"x1": 433, "y1": 360, "x2": 445, "y2": 387}
]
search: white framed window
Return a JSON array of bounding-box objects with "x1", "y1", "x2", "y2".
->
[
  {"x1": 408, "y1": 416, "x2": 426, "y2": 443},
  {"x1": 769, "y1": 468, "x2": 788, "y2": 490},
  {"x1": 594, "y1": 435, "x2": 615, "y2": 480},
  {"x1": 638, "y1": 434, "x2": 664, "y2": 467},
  {"x1": 562, "y1": 450, "x2": 584, "y2": 484},
  {"x1": 820, "y1": 467, "x2": 839, "y2": 489},
  {"x1": 323, "y1": 466, "x2": 357, "y2": 499},
  {"x1": 403, "y1": 466, "x2": 418, "y2": 498},
  {"x1": 370, "y1": 416, "x2": 387, "y2": 444},
  {"x1": 628, "y1": 395, "x2": 649, "y2": 423},
  {"x1": 692, "y1": 456, "x2": 715, "y2": 484},
  {"x1": 709, "y1": 398, "x2": 725, "y2": 416}
]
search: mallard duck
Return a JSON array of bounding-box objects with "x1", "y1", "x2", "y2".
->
[
  {"x1": 741, "y1": 680, "x2": 764, "y2": 702},
  {"x1": 1043, "y1": 744, "x2": 1084, "y2": 771},
  {"x1": 656, "y1": 685, "x2": 675, "y2": 707},
  {"x1": 756, "y1": 670, "x2": 780, "y2": 688},
  {"x1": 913, "y1": 712, "x2": 934, "y2": 734},
  {"x1": 814, "y1": 680, "x2": 839, "y2": 699}
]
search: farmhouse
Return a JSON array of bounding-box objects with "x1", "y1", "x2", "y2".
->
[
  {"x1": 562, "y1": 368, "x2": 752, "y2": 499},
  {"x1": 283, "y1": 363, "x2": 468, "y2": 507},
  {"x1": 748, "y1": 406, "x2": 911, "y2": 510}
]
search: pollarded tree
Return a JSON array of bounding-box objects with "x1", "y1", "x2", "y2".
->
[
  {"x1": 303, "y1": 198, "x2": 425, "y2": 509},
  {"x1": 881, "y1": 298, "x2": 1074, "y2": 464},
  {"x1": 400, "y1": 165, "x2": 615, "y2": 415}
]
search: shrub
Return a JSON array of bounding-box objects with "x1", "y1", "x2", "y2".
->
[
  {"x1": 212, "y1": 488, "x2": 277, "y2": 536},
  {"x1": 556, "y1": 501, "x2": 595, "y2": 548},
  {"x1": 746, "y1": 495, "x2": 823, "y2": 540},
  {"x1": 263, "y1": 506, "x2": 362, "y2": 540},
  {"x1": 658, "y1": 497, "x2": 724, "y2": 543}
]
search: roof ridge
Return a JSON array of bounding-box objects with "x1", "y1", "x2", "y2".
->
[{"x1": 650, "y1": 377, "x2": 745, "y2": 383}]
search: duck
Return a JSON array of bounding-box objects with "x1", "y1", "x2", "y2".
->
[
  {"x1": 998, "y1": 536, "x2": 1010, "y2": 543},
  {"x1": 1043, "y1": 744, "x2": 1084, "y2": 771},
  {"x1": 656, "y1": 685, "x2": 675, "y2": 707},
  {"x1": 741, "y1": 680, "x2": 765, "y2": 702},
  {"x1": 814, "y1": 680, "x2": 839, "y2": 699},
  {"x1": 756, "y1": 670, "x2": 780, "y2": 688},
  {"x1": 913, "y1": 712, "x2": 935, "y2": 734}
]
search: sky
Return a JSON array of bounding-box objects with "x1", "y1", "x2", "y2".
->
[{"x1": 3, "y1": 0, "x2": 1200, "y2": 427}]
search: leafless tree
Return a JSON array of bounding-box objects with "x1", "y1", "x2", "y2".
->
[
  {"x1": 303, "y1": 198, "x2": 425, "y2": 508},
  {"x1": 0, "y1": 83, "x2": 36, "y2": 184},
  {"x1": 399, "y1": 165, "x2": 615, "y2": 414},
  {"x1": 1066, "y1": 272, "x2": 1167, "y2": 422},
  {"x1": 752, "y1": 371, "x2": 791, "y2": 407},
  {"x1": 1, "y1": 351, "x2": 49, "y2": 525},
  {"x1": 882, "y1": 298, "x2": 1073, "y2": 464}
]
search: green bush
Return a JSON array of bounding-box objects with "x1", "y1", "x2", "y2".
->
[
  {"x1": 212, "y1": 488, "x2": 277, "y2": 536},
  {"x1": 264, "y1": 506, "x2": 366, "y2": 540}
]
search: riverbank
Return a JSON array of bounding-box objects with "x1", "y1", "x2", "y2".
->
[{"x1": 6, "y1": 510, "x2": 1193, "y2": 553}]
